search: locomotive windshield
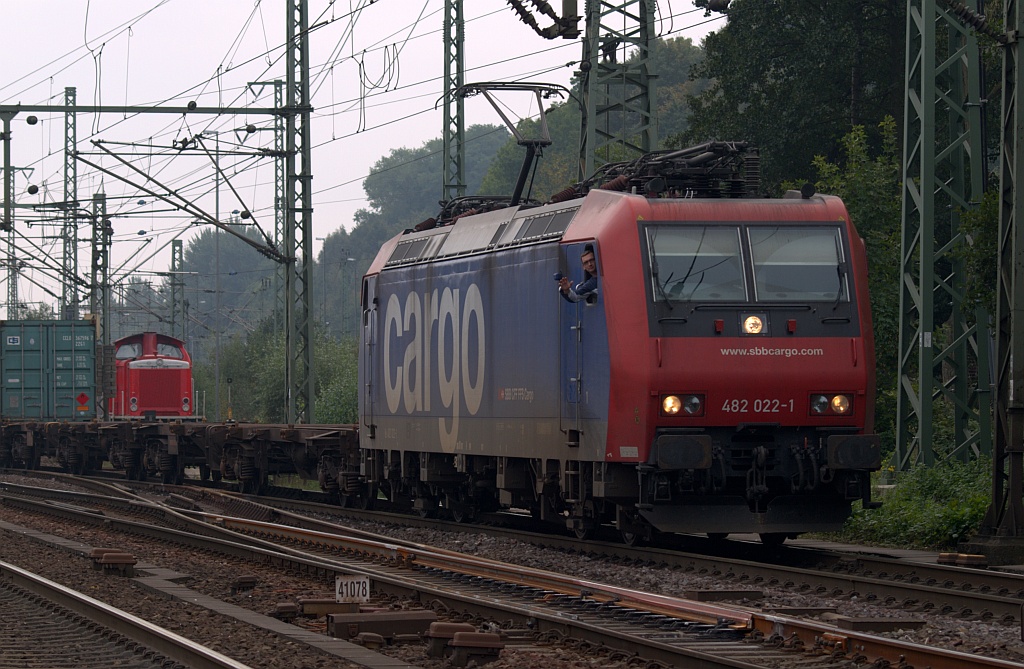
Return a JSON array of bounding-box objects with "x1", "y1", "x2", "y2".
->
[
  {"x1": 648, "y1": 227, "x2": 746, "y2": 302},
  {"x1": 749, "y1": 226, "x2": 848, "y2": 303},
  {"x1": 646, "y1": 224, "x2": 849, "y2": 303}
]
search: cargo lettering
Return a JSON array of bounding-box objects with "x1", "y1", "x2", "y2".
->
[{"x1": 383, "y1": 283, "x2": 485, "y2": 450}]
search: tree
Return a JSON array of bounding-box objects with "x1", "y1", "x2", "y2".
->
[
  {"x1": 319, "y1": 124, "x2": 510, "y2": 339},
  {"x1": 19, "y1": 303, "x2": 56, "y2": 320},
  {"x1": 177, "y1": 225, "x2": 279, "y2": 367},
  {"x1": 478, "y1": 36, "x2": 708, "y2": 195},
  {"x1": 806, "y1": 118, "x2": 902, "y2": 453},
  {"x1": 680, "y1": 0, "x2": 906, "y2": 191},
  {"x1": 478, "y1": 98, "x2": 582, "y2": 201}
]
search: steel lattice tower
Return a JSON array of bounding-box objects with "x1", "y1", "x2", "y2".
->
[
  {"x1": 579, "y1": 0, "x2": 657, "y2": 177},
  {"x1": 443, "y1": 0, "x2": 466, "y2": 202},
  {"x1": 285, "y1": 0, "x2": 315, "y2": 423},
  {"x1": 896, "y1": 0, "x2": 990, "y2": 469}
]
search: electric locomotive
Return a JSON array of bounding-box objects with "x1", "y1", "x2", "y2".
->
[{"x1": 357, "y1": 142, "x2": 881, "y2": 544}]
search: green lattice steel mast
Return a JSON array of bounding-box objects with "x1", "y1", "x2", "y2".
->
[
  {"x1": 63, "y1": 87, "x2": 79, "y2": 319},
  {"x1": 170, "y1": 240, "x2": 184, "y2": 340},
  {"x1": 966, "y1": 0, "x2": 1024, "y2": 561},
  {"x1": 896, "y1": 0, "x2": 990, "y2": 469},
  {"x1": 443, "y1": 0, "x2": 466, "y2": 202},
  {"x1": 285, "y1": 0, "x2": 315, "y2": 423},
  {"x1": 579, "y1": 0, "x2": 657, "y2": 177}
]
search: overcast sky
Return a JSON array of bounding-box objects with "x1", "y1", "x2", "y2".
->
[{"x1": 0, "y1": 0, "x2": 721, "y2": 313}]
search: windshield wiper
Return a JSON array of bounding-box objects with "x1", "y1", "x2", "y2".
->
[
  {"x1": 650, "y1": 248, "x2": 674, "y2": 310},
  {"x1": 832, "y1": 235, "x2": 847, "y2": 311}
]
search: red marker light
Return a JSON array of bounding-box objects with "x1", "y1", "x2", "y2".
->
[
  {"x1": 714, "y1": 319, "x2": 724, "y2": 334},
  {"x1": 787, "y1": 319, "x2": 797, "y2": 333}
]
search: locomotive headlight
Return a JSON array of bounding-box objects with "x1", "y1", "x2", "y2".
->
[
  {"x1": 742, "y1": 315, "x2": 764, "y2": 334},
  {"x1": 661, "y1": 394, "x2": 704, "y2": 416},
  {"x1": 810, "y1": 394, "x2": 853, "y2": 415},
  {"x1": 830, "y1": 394, "x2": 851, "y2": 414}
]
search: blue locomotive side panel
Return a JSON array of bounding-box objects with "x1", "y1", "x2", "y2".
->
[
  {"x1": 362, "y1": 200, "x2": 606, "y2": 461},
  {"x1": 368, "y1": 242, "x2": 569, "y2": 458},
  {"x1": 1, "y1": 320, "x2": 98, "y2": 420}
]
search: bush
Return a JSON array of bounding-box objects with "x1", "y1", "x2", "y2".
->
[{"x1": 836, "y1": 458, "x2": 992, "y2": 549}]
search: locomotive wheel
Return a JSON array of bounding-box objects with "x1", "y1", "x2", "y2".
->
[
  {"x1": 707, "y1": 532, "x2": 729, "y2": 541},
  {"x1": 620, "y1": 530, "x2": 643, "y2": 546},
  {"x1": 572, "y1": 525, "x2": 592, "y2": 540},
  {"x1": 759, "y1": 532, "x2": 787, "y2": 546}
]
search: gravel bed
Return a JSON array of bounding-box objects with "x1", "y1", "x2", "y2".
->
[{"x1": 2, "y1": 473, "x2": 1022, "y2": 666}]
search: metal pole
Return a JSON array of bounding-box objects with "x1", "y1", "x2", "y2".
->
[
  {"x1": 215, "y1": 134, "x2": 221, "y2": 422},
  {"x1": 316, "y1": 237, "x2": 326, "y2": 329},
  {"x1": 2, "y1": 112, "x2": 12, "y2": 233}
]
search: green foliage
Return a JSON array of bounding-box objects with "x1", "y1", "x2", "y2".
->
[
  {"x1": 194, "y1": 319, "x2": 360, "y2": 424},
  {"x1": 953, "y1": 187, "x2": 999, "y2": 320},
  {"x1": 680, "y1": 0, "x2": 905, "y2": 191},
  {"x1": 838, "y1": 458, "x2": 992, "y2": 548},
  {"x1": 799, "y1": 118, "x2": 902, "y2": 454},
  {"x1": 646, "y1": 36, "x2": 709, "y2": 140},
  {"x1": 478, "y1": 99, "x2": 582, "y2": 200},
  {"x1": 480, "y1": 36, "x2": 706, "y2": 192},
  {"x1": 314, "y1": 336, "x2": 359, "y2": 423},
  {"x1": 19, "y1": 303, "x2": 56, "y2": 320},
  {"x1": 194, "y1": 319, "x2": 287, "y2": 422},
  {"x1": 319, "y1": 124, "x2": 510, "y2": 340}
]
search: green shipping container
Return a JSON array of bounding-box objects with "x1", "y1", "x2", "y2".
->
[{"x1": 1, "y1": 320, "x2": 98, "y2": 420}]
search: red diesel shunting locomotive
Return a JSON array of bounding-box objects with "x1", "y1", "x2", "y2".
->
[{"x1": 109, "y1": 332, "x2": 195, "y2": 419}]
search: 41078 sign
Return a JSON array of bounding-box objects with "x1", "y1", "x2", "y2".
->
[{"x1": 335, "y1": 574, "x2": 370, "y2": 603}]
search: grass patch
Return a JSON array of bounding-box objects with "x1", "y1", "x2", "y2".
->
[{"x1": 831, "y1": 457, "x2": 992, "y2": 549}]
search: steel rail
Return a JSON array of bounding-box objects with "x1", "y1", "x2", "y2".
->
[{"x1": 0, "y1": 560, "x2": 252, "y2": 669}]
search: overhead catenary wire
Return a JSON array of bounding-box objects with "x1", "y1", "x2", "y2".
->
[{"x1": 2, "y1": 1, "x2": 722, "y2": 314}]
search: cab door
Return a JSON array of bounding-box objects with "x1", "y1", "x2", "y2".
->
[
  {"x1": 359, "y1": 275, "x2": 378, "y2": 441},
  {"x1": 559, "y1": 243, "x2": 603, "y2": 446}
]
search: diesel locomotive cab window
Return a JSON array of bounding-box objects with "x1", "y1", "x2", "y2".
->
[
  {"x1": 647, "y1": 226, "x2": 746, "y2": 302},
  {"x1": 115, "y1": 343, "x2": 142, "y2": 360},
  {"x1": 749, "y1": 227, "x2": 849, "y2": 302},
  {"x1": 157, "y1": 343, "x2": 184, "y2": 359}
]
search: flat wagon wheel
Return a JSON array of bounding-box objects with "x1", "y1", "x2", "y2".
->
[{"x1": 447, "y1": 488, "x2": 476, "y2": 524}]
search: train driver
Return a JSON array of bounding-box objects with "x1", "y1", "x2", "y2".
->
[{"x1": 558, "y1": 245, "x2": 599, "y2": 304}]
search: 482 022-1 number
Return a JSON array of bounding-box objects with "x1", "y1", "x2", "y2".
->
[{"x1": 721, "y1": 398, "x2": 794, "y2": 413}]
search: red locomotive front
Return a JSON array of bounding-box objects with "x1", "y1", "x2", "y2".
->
[
  {"x1": 582, "y1": 191, "x2": 880, "y2": 542},
  {"x1": 110, "y1": 332, "x2": 195, "y2": 419}
]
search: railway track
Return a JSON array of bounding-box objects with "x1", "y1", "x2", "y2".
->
[
  {"x1": 1, "y1": 470, "x2": 1019, "y2": 669},
  {"x1": 0, "y1": 559, "x2": 250, "y2": 669},
  {"x1": 146, "y1": 474, "x2": 1024, "y2": 627}
]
